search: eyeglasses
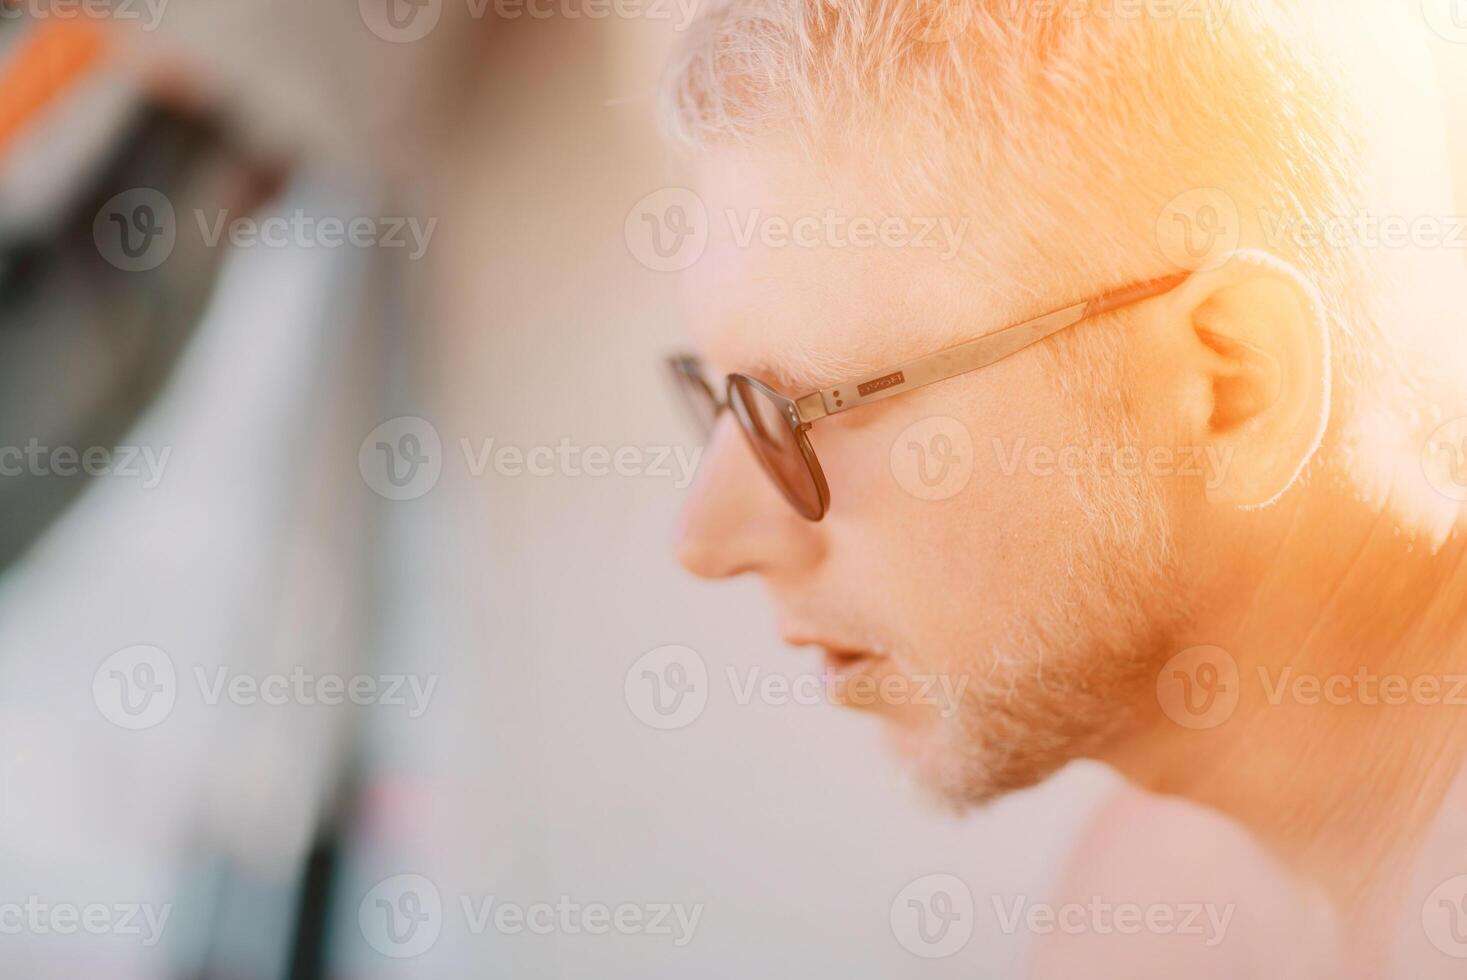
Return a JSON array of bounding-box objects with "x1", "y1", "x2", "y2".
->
[{"x1": 667, "y1": 272, "x2": 1188, "y2": 521}]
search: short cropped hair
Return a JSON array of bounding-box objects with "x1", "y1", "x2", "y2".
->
[{"x1": 662, "y1": 0, "x2": 1467, "y2": 523}]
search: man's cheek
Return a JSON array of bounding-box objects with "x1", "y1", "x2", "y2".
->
[{"x1": 886, "y1": 414, "x2": 977, "y2": 504}]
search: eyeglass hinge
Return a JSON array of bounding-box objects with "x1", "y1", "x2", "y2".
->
[{"x1": 793, "y1": 392, "x2": 827, "y2": 426}]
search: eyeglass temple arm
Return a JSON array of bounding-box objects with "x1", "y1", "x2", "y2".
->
[{"x1": 793, "y1": 272, "x2": 1189, "y2": 424}]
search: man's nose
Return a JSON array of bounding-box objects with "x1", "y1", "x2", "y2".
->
[{"x1": 675, "y1": 416, "x2": 824, "y2": 580}]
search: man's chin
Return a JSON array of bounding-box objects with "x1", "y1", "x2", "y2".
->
[{"x1": 884, "y1": 718, "x2": 1060, "y2": 813}]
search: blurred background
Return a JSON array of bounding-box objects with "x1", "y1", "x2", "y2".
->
[{"x1": 2, "y1": 1, "x2": 1466, "y2": 977}]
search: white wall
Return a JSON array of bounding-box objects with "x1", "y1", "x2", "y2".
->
[{"x1": 402, "y1": 15, "x2": 1116, "y2": 977}]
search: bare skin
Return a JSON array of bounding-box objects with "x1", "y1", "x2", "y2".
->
[{"x1": 675, "y1": 149, "x2": 1467, "y2": 975}]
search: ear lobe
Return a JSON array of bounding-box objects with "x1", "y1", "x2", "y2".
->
[{"x1": 1173, "y1": 250, "x2": 1330, "y2": 508}]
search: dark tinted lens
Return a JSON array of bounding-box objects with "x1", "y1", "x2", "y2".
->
[
  {"x1": 668, "y1": 359, "x2": 721, "y2": 437},
  {"x1": 728, "y1": 375, "x2": 824, "y2": 520}
]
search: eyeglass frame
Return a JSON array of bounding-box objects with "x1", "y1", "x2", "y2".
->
[{"x1": 668, "y1": 271, "x2": 1190, "y2": 521}]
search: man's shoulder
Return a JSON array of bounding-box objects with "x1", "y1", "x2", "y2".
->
[{"x1": 1026, "y1": 783, "x2": 1341, "y2": 980}]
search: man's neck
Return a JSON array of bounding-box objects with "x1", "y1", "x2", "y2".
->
[{"x1": 1105, "y1": 482, "x2": 1467, "y2": 948}]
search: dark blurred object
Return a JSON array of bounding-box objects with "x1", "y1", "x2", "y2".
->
[{"x1": 0, "y1": 20, "x2": 281, "y2": 571}]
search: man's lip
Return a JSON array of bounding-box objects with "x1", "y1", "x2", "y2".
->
[
  {"x1": 821, "y1": 648, "x2": 873, "y2": 676},
  {"x1": 782, "y1": 635, "x2": 878, "y2": 672}
]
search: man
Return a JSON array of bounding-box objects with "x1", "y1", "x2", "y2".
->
[{"x1": 659, "y1": 0, "x2": 1467, "y2": 975}]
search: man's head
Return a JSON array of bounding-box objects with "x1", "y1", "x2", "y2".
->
[{"x1": 663, "y1": 0, "x2": 1467, "y2": 805}]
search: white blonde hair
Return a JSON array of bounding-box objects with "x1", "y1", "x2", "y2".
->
[{"x1": 662, "y1": 0, "x2": 1467, "y2": 528}]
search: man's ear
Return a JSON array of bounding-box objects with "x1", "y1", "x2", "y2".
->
[{"x1": 1163, "y1": 250, "x2": 1330, "y2": 508}]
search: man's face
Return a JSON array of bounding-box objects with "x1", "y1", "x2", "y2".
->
[{"x1": 675, "y1": 152, "x2": 1190, "y2": 806}]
